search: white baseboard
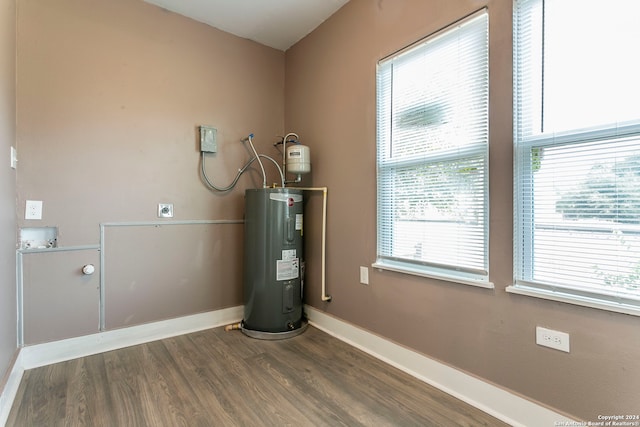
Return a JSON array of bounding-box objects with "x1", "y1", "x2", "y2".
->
[
  {"x1": 304, "y1": 305, "x2": 575, "y2": 427},
  {"x1": 0, "y1": 351, "x2": 24, "y2": 427},
  {"x1": 21, "y1": 306, "x2": 243, "y2": 370}
]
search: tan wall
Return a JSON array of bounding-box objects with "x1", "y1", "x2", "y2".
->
[
  {"x1": 16, "y1": 0, "x2": 284, "y2": 327},
  {"x1": 286, "y1": 0, "x2": 640, "y2": 421},
  {"x1": 0, "y1": 0, "x2": 17, "y2": 383},
  {"x1": 103, "y1": 223, "x2": 242, "y2": 329},
  {"x1": 17, "y1": 0, "x2": 285, "y2": 241}
]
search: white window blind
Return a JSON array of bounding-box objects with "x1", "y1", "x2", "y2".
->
[
  {"x1": 375, "y1": 10, "x2": 489, "y2": 284},
  {"x1": 513, "y1": 0, "x2": 640, "y2": 311}
]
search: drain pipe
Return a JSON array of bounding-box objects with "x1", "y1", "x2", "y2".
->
[{"x1": 296, "y1": 187, "x2": 331, "y2": 302}]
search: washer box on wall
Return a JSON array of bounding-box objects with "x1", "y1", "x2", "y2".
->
[{"x1": 19, "y1": 227, "x2": 58, "y2": 250}]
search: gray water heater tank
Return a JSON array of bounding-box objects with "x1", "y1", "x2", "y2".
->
[{"x1": 242, "y1": 188, "x2": 306, "y2": 339}]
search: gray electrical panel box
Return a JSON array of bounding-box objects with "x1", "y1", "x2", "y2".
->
[{"x1": 199, "y1": 126, "x2": 217, "y2": 153}]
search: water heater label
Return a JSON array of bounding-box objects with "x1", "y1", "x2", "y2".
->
[
  {"x1": 282, "y1": 249, "x2": 296, "y2": 260},
  {"x1": 277, "y1": 258, "x2": 299, "y2": 281},
  {"x1": 296, "y1": 214, "x2": 303, "y2": 231}
]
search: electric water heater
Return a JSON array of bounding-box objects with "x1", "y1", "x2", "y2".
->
[{"x1": 242, "y1": 188, "x2": 305, "y2": 339}]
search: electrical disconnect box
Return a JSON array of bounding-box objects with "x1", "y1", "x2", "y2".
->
[{"x1": 200, "y1": 126, "x2": 217, "y2": 153}]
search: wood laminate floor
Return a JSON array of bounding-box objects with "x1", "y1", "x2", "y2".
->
[{"x1": 7, "y1": 325, "x2": 509, "y2": 426}]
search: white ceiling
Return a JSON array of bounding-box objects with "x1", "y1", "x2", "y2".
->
[{"x1": 142, "y1": 0, "x2": 349, "y2": 51}]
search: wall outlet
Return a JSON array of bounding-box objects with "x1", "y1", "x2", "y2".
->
[
  {"x1": 25, "y1": 200, "x2": 43, "y2": 220},
  {"x1": 158, "y1": 203, "x2": 173, "y2": 218},
  {"x1": 536, "y1": 326, "x2": 570, "y2": 353},
  {"x1": 360, "y1": 266, "x2": 369, "y2": 285}
]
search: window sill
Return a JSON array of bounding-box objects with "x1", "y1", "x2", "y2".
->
[
  {"x1": 506, "y1": 284, "x2": 640, "y2": 317},
  {"x1": 372, "y1": 262, "x2": 494, "y2": 290}
]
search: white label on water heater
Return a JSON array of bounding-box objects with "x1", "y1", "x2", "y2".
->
[
  {"x1": 277, "y1": 258, "x2": 299, "y2": 281},
  {"x1": 282, "y1": 249, "x2": 296, "y2": 260},
  {"x1": 296, "y1": 214, "x2": 303, "y2": 231}
]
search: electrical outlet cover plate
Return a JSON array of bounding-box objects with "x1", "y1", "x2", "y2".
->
[
  {"x1": 536, "y1": 326, "x2": 570, "y2": 353},
  {"x1": 158, "y1": 203, "x2": 174, "y2": 218},
  {"x1": 25, "y1": 200, "x2": 43, "y2": 220},
  {"x1": 360, "y1": 266, "x2": 369, "y2": 285}
]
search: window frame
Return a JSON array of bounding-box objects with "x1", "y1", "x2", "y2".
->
[
  {"x1": 509, "y1": 0, "x2": 640, "y2": 316},
  {"x1": 373, "y1": 9, "x2": 492, "y2": 289}
]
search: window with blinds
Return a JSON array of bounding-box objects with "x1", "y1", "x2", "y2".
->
[
  {"x1": 374, "y1": 10, "x2": 489, "y2": 285},
  {"x1": 513, "y1": 0, "x2": 640, "y2": 313}
]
